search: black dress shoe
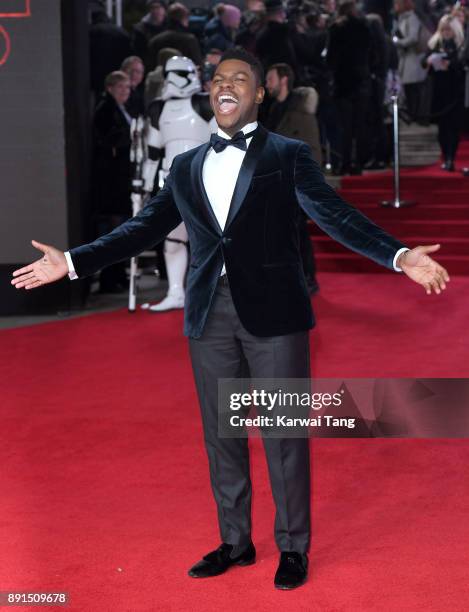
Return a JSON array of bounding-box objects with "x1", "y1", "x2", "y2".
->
[
  {"x1": 274, "y1": 552, "x2": 308, "y2": 590},
  {"x1": 188, "y1": 542, "x2": 256, "y2": 578}
]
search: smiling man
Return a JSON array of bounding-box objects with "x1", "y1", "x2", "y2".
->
[{"x1": 11, "y1": 47, "x2": 449, "y2": 590}]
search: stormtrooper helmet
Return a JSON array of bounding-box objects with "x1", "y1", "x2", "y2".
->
[{"x1": 161, "y1": 56, "x2": 201, "y2": 100}]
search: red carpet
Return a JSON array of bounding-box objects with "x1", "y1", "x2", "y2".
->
[
  {"x1": 1, "y1": 273, "x2": 469, "y2": 611},
  {"x1": 313, "y1": 141, "x2": 469, "y2": 275}
]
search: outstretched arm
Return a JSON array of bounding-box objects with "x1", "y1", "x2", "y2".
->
[
  {"x1": 11, "y1": 172, "x2": 181, "y2": 290},
  {"x1": 294, "y1": 143, "x2": 449, "y2": 294}
]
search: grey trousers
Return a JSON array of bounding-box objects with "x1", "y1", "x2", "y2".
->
[{"x1": 189, "y1": 276, "x2": 311, "y2": 554}]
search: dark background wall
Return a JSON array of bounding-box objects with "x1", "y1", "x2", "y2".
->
[{"x1": 0, "y1": 0, "x2": 89, "y2": 314}]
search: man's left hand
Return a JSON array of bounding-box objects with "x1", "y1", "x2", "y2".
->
[{"x1": 398, "y1": 244, "x2": 450, "y2": 295}]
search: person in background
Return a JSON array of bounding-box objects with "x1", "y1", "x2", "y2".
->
[
  {"x1": 121, "y1": 56, "x2": 146, "y2": 117},
  {"x1": 235, "y1": 10, "x2": 264, "y2": 54},
  {"x1": 255, "y1": 0, "x2": 298, "y2": 75},
  {"x1": 364, "y1": 13, "x2": 390, "y2": 169},
  {"x1": 89, "y1": 8, "x2": 132, "y2": 102},
  {"x1": 321, "y1": 0, "x2": 337, "y2": 19},
  {"x1": 204, "y1": 3, "x2": 242, "y2": 52},
  {"x1": 363, "y1": 0, "x2": 394, "y2": 32},
  {"x1": 132, "y1": 0, "x2": 168, "y2": 67},
  {"x1": 327, "y1": 0, "x2": 372, "y2": 175},
  {"x1": 265, "y1": 62, "x2": 321, "y2": 295},
  {"x1": 423, "y1": 15, "x2": 465, "y2": 170},
  {"x1": 265, "y1": 63, "x2": 322, "y2": 163},
  {"x1": 146, "y1": 3, "x2": 203, "y2": 72},
  {"x1": 393, "y1": 0, "x2": 429, "y2": 122},
  {"x1": 289, "y1": 3, "x2": 323, "y2": 88},
  {"x1": 202, "y1": 48, "x2": 223, "y2": 91},
  {"x1": 303, "y1": 9, "x2": 343, "y2": 174},
  {"x1": 91, "y1": 71, "x2": 133, "y2": 293}
]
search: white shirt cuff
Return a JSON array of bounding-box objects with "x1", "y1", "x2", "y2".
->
[
  {"x1": 393, "y1": 247, "x2": 410, "y2": 272},
  {"x1": 64, "y1": 250, "x2": 78, "y2": 280}
]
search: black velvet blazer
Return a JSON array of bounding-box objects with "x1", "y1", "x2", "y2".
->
[{"x1": 70, "y1": 124, "x2": 407, "y2": 338}]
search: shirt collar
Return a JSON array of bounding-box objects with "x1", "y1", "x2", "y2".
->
[{"x1": 217, "y1": 121, "x2": 258, "y2": 140}]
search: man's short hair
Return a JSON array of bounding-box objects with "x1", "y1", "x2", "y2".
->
[
  {"x1": 218, "y1": 47, "x2": 265, "y2": 85},
  {"x1": 167, "y1": 2, "x2": 189, "y2": 24},
  {"x1": 121, "y1": 56, "x2": 144, "y2": 72},
  {"x1": 267, "y1": 63, "x2": 294, "y2": 91},
  {"x1": 104, "y1": 70, "x2": 129, "y2": 89}
]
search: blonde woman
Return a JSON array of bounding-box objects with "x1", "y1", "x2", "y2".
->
[{"x1": 423, "y1": 15, "x2": 465, "y2": 171}]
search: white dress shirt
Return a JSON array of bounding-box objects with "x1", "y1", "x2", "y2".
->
[
  {"x1": 64, "y1": 120, "x2": 408, "y2": 278},
  {"x1": 202, "y1": 120, "x2": 258, "y2": 275}
]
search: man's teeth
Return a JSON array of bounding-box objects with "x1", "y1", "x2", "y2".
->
[{"x1": 218, "y1": 95, "x2": 238, "y2": 104}]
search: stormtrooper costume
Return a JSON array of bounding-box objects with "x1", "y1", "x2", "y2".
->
[{"x1": 141, "y1": 56, "x2": 216, "y2": 312}]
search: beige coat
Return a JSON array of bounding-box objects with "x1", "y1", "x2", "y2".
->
[{"x1": 395, "y1": 10, "x2": 428, "y2": 84}]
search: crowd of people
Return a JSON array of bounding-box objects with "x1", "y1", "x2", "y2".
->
[{"x1": 87, "y1": 0, "x2": 468, "y2": 291}]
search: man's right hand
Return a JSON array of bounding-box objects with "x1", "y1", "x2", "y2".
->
[{"x1": 11, "y1": 240, "x2": 69, "y2": 290}]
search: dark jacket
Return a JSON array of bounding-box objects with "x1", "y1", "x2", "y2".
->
[
  {"x1": 126, "y1": 84, "x2": 145, "y2": 118},
  {"x1": 89, "y1": 22, "x2": 133, "y2": 95},
  {"x1": 290, "y1": 28, "x2": 321, "y2": 87},
  {"x1": 255, "y1": 21, "x2": 298, "y2": 75},
  {"x1": 91, "y1": 94, "x2": 132, "y2": 215},
  {"x1": 70, "y1": 125, "x2": 406, "y2": 338},
  {"x1": 422, "y1": 39, "x2": 465, "y2": 118},
  {"x1": 146, "y1": 23, "x2": 203, "y2": 71},
  {"x1": 327, "y1": 14, "x2": 372, "y2": 97},
  {"x1": 132, "y1": 15, "x2": 167, "y2": 63}
]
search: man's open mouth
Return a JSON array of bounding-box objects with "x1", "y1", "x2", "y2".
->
[{"x1": 217, "y1": 94, "x2": 239, "y2": 115}]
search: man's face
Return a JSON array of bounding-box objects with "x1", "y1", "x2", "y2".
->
[
  {"x1": 127, "y1": 61, "x2": 144, "y2": 87},
  {"x1": 108, "y1": 78, "x2": 131, "y2": 105},
  {"x1": 210, "y1": 59, "x2": 264, "y2": 134},
  {"x1": 265, "y1": 69, "x2": 281, "y2": 99},
  {"x1": 150, "y1": 3, "x2": 166, "y2": 24}
]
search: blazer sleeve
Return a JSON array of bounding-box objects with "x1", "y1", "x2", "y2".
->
[
  {"x1": 294, "y1": 143, "x2": 407, "y2": 270},
  {"x1": 69, "y1": 171, "x2": 182, "y2": 278}
]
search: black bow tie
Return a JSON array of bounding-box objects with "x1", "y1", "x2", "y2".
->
[{"x1": 210, "y1": 129, "x2": 257, "y2": 153}]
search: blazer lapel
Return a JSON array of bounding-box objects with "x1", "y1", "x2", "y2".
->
[
  {"x1": 190, "y1": 142, "x2": 223, "y2": 234},
  {"x1": 224, "y1": 125, "x2": 269, "y2": 230}
]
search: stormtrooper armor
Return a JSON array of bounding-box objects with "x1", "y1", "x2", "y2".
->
[{"x1": 141, "y1": 56, "x2": 216, "y2": 312}]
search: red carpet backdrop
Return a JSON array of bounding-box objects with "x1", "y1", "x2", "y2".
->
[{"x1": 1, "y1": 269, "x2": 469, "y2": 610}]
